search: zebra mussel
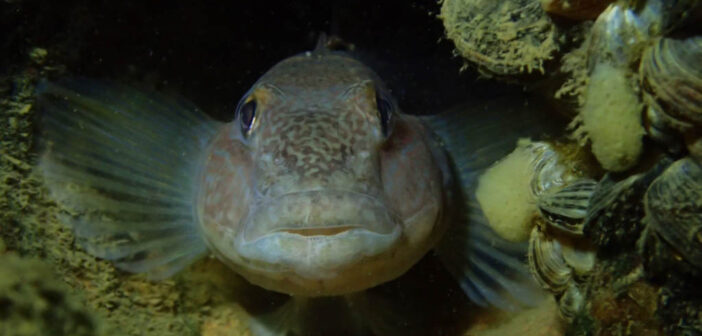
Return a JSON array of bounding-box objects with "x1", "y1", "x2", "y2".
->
[{"x1": 641, "y1": 157, "x2": 702, "y2": 277}]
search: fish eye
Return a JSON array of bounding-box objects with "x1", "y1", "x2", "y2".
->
[
  {"x1": 237, "y1": 98, "x2": 257, "y2": 136},
  {"x1": 376, "y1": 89, "x2": 394, "y2": 138}
]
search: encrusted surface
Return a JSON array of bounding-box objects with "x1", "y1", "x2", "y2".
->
[{"x1": 440, "y1": 0, "x2": 559, "y2": 76}]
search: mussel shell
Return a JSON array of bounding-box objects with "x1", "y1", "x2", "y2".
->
[
  {"x1": 528, "y1": 141, "x2": 588, "y2": 199},
  {"x1": 558, "y1": 284, "x2": 585, "y2": 322},
  {"x1": 587, "y1": 2, "x2": 657, "y2": 70},
  {"x1": 528, "y1": 227, "x2": 573, "y2": 293},
  {"x1": 561, "y1": 242, "x2": 596, "y2": 276},
  {"x1": 529, "y1": 141, "x2": 569, "y2": 196},
  {"x1": 541, "y1": 0, "x2": 615, "y2": 21},
  {"x1": 538, "y1": 179, "x2": 597, "y2": 235},
  {"x1": 643, "y1": 102, "x2": 687, "y2": 156},
  {"x1": 640, "y1": 37, "x2": 702, "y2": 132},
  {"x1": 587, "y1": 0, "x2": 701, "y2": 71},
  {"x1": 644, "y1": 157, "x2": 702, "y2": 269},
  {"x1": 642, "y1": 227, "x2": 702, "y2": 281},
  {"x1": 584, "y1": 158, "x2": 671, "y2": 250}
]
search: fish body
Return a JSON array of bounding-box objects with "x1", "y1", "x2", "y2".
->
[{"x1": 37, "y1": 43, "x2": 550, "y2": 332}]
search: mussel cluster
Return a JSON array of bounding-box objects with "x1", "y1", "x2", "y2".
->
[
  {"x1": 581, "y1": 155, "x2": 702, "y2": 334},
  {"x1": 529, "y1": 176, "x2": 598, "y2": 322},
  {"x1": 519, "y1": 142, "x2": 598, "y2": 322},
  {"x1": 442, "y1": 0, "x2": 702, "y2": 333},
  {"x1": 641, "y1": 157, "x2": 702, "y2": 275},
  {"x1": 442, "y1": 0, "x2": 702, "y2": 171},
  {"x1": 477, "y1": 139, "x2": 702, "y2": 332}
]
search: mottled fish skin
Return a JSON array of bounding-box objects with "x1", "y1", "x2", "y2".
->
[{"x1": 197, "y1": 50, "x2": 452, "y2": 296}]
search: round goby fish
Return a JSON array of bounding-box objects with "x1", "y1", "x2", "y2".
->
[{"x1": 37, "y1": 46, "x2": 545, "y2": 309}]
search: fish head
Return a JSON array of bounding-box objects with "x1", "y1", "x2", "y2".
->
[{"x1": 199, "y1": 51, "x2": 450, "y2": 296}]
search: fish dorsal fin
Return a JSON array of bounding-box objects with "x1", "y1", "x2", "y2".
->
[
  {"x1": 313, "y1": 33, "x2": 355, "y2": 53},
  {"x1": 314, "y1": 32, "x2": 329, "y2": 52}
]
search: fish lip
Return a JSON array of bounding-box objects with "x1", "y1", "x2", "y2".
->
[
  {"x1": 234, "y1": 226, "x2": 402, "y2": 279},
  {"x1": 233, "y1": 189, "x2": 402, "y2": 277},
  {"x1": 242, "y1": 188, "x2": 399, "y2": 240},
  {"x1": 276, "y1": 226, "x2": 359, "y2": 236}
]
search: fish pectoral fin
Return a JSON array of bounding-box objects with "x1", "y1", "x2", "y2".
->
[
  {"x1": 424, "y1": 95, "x2": 560, "y2": 311},
  {"x1": 436, "y1": 204, "x2": 547, "y2": 311},
  {"x1": 37, "y1": 79, "x2": 220, "y2": 279}
]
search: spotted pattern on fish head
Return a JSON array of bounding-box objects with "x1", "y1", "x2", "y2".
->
[{"x1": 252, "y1": 54, "x2": 386, "y2": 198}]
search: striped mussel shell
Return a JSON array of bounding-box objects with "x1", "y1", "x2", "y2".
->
[
  {"x1": 640, "y1": 36, "x2": 702, "y2": 134},
  {"x1": 528, "y1": 225, "x2": 595, "y2": 293},
  {"x1": 537, "y1": 179, "x2": 597, "y2": 235},
  {"x1": 528, "y1": 228, "x2": 573, "y2": 293},
  {"x1": 529, "y1": 141, "x2": 570, "y2": 197},
  {"x1": 529, "y1": 175, "x2": 597, "y2": 294}
]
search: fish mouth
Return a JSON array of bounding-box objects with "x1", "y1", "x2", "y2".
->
[
  {"x1": 278, "y1": 226, "x2": 357, "y2": 236},
  {"x1": 234, "y1": 190, "x2": 402, "y2": 278},
  {"x1": 242, "y1": 189, "x2": 399, "y2": 238}
]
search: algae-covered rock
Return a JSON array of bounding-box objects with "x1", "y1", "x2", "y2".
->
[
  {"x1": 0, "y1": 253, "x2": 104, "y2": 336},
  {"x1": 0, "y1": 60, "x2": 221, "y2": 336}
]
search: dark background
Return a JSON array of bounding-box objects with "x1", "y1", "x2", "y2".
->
[{"x1": 1, "y1": 0, "x2": 519, "y2": 119}]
